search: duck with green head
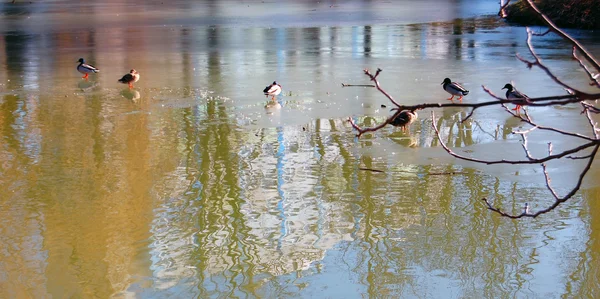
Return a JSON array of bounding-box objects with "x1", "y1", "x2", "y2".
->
[
  {"x1": 441, "y1": 78, "x2": 469, "y2": 102},
  {"x1": 77, "y1": 58, "x2": 99, "y2": 80},
  {"x1": 502, "y1": 83, "x2": 530, "y2": 113}
]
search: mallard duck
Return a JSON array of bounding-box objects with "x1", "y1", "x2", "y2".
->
[
  {"x1": 442, "y1": 78, "x2": 469, "y2": 102},
  {"x1": 502, "y1": 83, "x2": 530, "y2": 113},
  {"x1": 263, "y1": 81, "x2": 282, "y2": 99},
  {"x1": 389, "y1": 109, "x2": 418, "y2": 131},
  {"x1": 77, "y1": 58, "x2": 99, "y2": 80},
  {"x1": 118, "y1": 69, "x2": 140, "y2": 89}
]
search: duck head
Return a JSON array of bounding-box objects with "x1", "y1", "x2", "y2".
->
[
  {"x1": 441, "y1": 78, "x2": 451, "y2": 85},
  {"x1": 77, "y1": 58, "x2": 85, "y2": 63},
  {"x1": 502, "y1": 83, "x2": 513, "y2": 91}
]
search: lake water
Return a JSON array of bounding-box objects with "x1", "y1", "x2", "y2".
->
[{"x1": 1, "y1": 0, "x2": 599, "y2": 298}]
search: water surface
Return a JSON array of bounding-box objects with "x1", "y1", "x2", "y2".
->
[{"x1": 1, "y1": 1, "x2": 600, "y2": 298}]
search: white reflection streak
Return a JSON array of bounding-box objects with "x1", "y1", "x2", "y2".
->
[
  {"x1": 275, "y1": 126, "x2": 287, "y2": 252},
  {"x1": 23, "y1": 38, "x2": 39, "y2": 90}
]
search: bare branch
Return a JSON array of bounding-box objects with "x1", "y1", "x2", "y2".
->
[
  {"x1": 567, "y1": 154, "x2": 594, "y2": 160},
  {"x1": 542, "y1": 163, "x2": 560, "y2": 199},
  {"x1": 483, "y1": 145, "x2": 599, "y2": 218},
  {"x1": 573, "y1": 47, "x2": 600, "y2": 88},
  {"x1": 362, "y1": 68, "x2": 403, "y2": 108},
  {"x1": 482, "y1": 199, "x2": 531, "y2": 218},
  {"x1": 523, "y1": 0, "x2": 600, "y2": 73},
  {"x1": 431, "y1": 110, "x2": 598, "y2": 165},
  {"x1": 522, "y1": 107, "x2": 533, "y2": 122},
  {"x1": 498, "y1": 0, "x2": 511, "y2": 18},
  {"x1": 519, "y1": 134, "x2": 535, "y2": 161},
  {"x1": 359, "y1": 167, "x2": 385, "y2": 173},
  {"x1": 582, "y1": 102, "x2": 600, "y2": 114},
  {"x1": 341, "y1": 83, "x2": 375, "y2": 87},
  {"x1": 516, "y1": 27, "x2": 588, "y2": 96},
  {"x1": 348, "y1": 114, "x2": 397, "y2": 138},
  {"x1": 347, "y1": 0, "x2": 600, "y2": 219},
  {"x1": 531, "y1": 28, "x2": 551, "y2": 36},
  {"x1": 583, "y1": 103, "x2": 600, "y2": 139},
  {"x1": 481, "y1": 85, "x2": 595, "y2": 107},
  {"x1": 513, "y1": 126, "x2": 537, "y2": 135},
  {"x1": 348, "y1": 64, "x2": 599, "y2": 218},
  {"x1": 460, "y1": 109, "x2": 475, "y2": 123},
  {"x1": 387, "y1": 93, "x2": 588, "y2": 115}
]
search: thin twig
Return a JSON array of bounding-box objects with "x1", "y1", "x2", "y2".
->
[
  {"x1": 513, "y1": 126, "x2": 538, "y2": 135},
  {"x1": 582, "y1": 102, "x2": 600, "y2": 114},
  {"x1": 573, "y1": 47, "x2": 600, "y2": 88},
  {"x1": 567, "y1": 154, "x2": 594, "y2": 160},
  {"x1": 583, "y1": 105, "x2": 600, "y2": 139},
  {"x1": 542, "y1": 163, "x2": 560, "y2": 199},
  {"x1": 359, "y1": 167, "x2": 385, "y2": 173},
  {"x1": 532, "y1": 29, "x2": 551, "y2": 36},
  {"x1": 498, "y1": 0, "x2": 511, "y2": 18},
  {"x1": 460, "y1": 109, "x2": 475, "y2": 123},
  {"x1": 520, "y1": 134, "x2": 535, "y2": 160},
  {"x1": 363, "y1": 68, "x2": 403, "y2": 108},
  {"x1": 341, "y1": 83, "x2": 376, "y2": 87},
  {"x1": 348, "y1": 109, "x2": 403, "y2": 137}
]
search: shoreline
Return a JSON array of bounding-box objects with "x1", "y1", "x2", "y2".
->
[{"x1": 505, "y1": 0, "x2": 600, "y2": 30}]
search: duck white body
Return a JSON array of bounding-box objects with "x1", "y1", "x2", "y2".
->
[
  {"x1": 77, "y1": 58, "x2": 99, "y2": 79},
  {"x1": 263, "y1": 81, "x2": 282, "y2": 98}
]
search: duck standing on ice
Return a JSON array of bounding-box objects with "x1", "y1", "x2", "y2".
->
[
  {"x1": 77, "y1": 58, "x2": 99, "y2": 80},
  {"x1": 441, "y1": 78, "x2": 469, "y2": 102},
  {"x1": 118, "y1": 69, "x2": 140, "y2": 89},
  {"x1": 263, "y1": 81, "x2": 282, "y2": 100}
]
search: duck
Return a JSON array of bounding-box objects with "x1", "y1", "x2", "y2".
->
[
  {"x1": 389, "y1": 109, "x2": 418, "y2": 132},
  {"x1": 502, "y1": 83, "x2": 530, "y2": 113},
  {"x1": 263, "y1": 81, "x2": 282, "y2": 99},
  {"x1": 118, "y1": 69, "x2": 140, "y2": 89},
  {"x1": 442, "y1": 78, "x2": 469, "y2": 102},
  {"x1": 77, "y1": 58, "x2": 99, "y2": 80}
]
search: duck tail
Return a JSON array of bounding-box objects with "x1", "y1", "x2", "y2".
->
[{"x1": 463, "y1": 90, "x2": 469, "y2": 95}]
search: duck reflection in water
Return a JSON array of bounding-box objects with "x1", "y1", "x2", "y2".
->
[
  {"x1": 77, "y1": 80, "x2": 98, "y2": 92},
  {"x1": 264, "y1": 98, "x2": 282, "y2": 115},
  {"x1": 120, "y1": 89, "x2": 141, "y2": 102},
  {"x1": 389, "y1": 130, "x2": 419, "y2": 147}
]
